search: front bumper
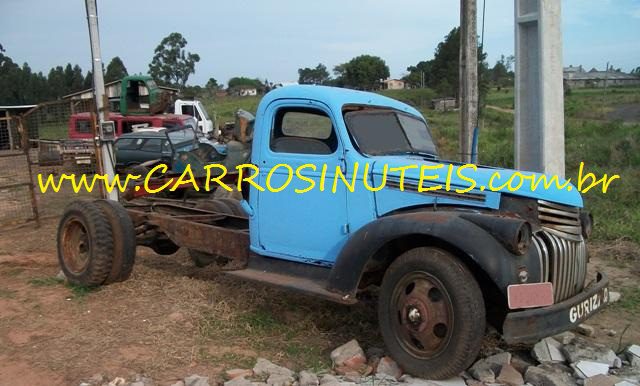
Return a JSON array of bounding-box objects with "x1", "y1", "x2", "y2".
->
[{"x1": 502, "y1": 272, "x2": 609, "y2": 344}]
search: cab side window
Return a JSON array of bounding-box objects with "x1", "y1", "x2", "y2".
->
[{"x1": 270, "y1": 108, "x2": 337, "y2": 155}]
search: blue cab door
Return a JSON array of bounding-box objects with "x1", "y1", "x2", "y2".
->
[{"x1": 255, "y1": 100, "x2": 349, "y2": 266}]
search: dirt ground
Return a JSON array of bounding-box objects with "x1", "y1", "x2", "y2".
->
[{"x1": 0, "y1": 218, "x2": 638, "y2": 386}]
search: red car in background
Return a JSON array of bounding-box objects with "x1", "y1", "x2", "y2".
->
[{"x1": 68, "y1": 112, "x2": 197, "y2": 139}]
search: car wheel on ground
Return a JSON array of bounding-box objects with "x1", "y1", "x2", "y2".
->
[{"x1": 378, "y1": 246, "x2": 485, "y2": 379}]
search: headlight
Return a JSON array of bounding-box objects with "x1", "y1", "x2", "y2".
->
[
  {"x1": 514, "y1": 221, "x2": 532, "y2": 255},
  {"x1": 580, "y1": 211, "x2": 593, "y2": 239}
]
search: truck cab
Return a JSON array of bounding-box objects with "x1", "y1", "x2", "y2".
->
[
  {"x1": 174, "y1": 99, "x2": 215, "y2": 137},
  {"x1": 57, "y1": 85, "x2": 609, "y2": 380}
]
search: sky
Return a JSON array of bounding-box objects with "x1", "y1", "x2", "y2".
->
[{"x1": 1, "y1": 0, "x2": 639, "y2": 86}]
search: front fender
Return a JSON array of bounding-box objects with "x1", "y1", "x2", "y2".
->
[{"x1": 326, "y1": 211, "x2": 542, "y2": 298}]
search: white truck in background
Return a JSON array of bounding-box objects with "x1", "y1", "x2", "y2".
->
[{"x1": 173, "y1": 99, "x2": 216, "y2": 137}]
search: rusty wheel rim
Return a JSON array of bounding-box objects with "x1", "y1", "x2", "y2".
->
[
  {"x1": 391, "y1": 271, "x2": 454, "y2": 359},
  {"x1": 61, "y1": 217, "x2": 91, "y2": 274}
]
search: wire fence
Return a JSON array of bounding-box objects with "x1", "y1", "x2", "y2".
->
[
  {"x1": 0, "y1": 114, "x2": 39, "y2": 228},
  {"x1": 21, "y1": 99, "x2": 101, "y2": 220}
]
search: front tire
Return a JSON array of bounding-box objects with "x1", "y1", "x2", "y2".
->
[{"x1": 378, "y1": 247, "x2": 485, "y2": 379}]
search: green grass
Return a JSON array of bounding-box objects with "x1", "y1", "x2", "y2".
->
[
  {"x1": 65, "y1": 282, "x2": 99, "y2": 300},
  {"x1": 614, "y1": 287, "x2": 640, "y2": 315},
  {"x1": 29, "y1": 276, "x2": 64, "y2": 287}
]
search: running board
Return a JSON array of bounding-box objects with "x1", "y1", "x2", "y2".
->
[{"x1": 225, "y1": 268, "x2": 357, "y2": 305}]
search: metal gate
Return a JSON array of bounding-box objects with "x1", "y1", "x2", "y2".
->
[{"x1": 0, "y1": 116, "x2": 39, "y2": 228}]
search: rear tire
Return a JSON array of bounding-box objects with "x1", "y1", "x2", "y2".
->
[
  {"x1": 378, "y1": 247, "x2": 485, "y2": 379},
  {"x1": 93, "y1": 199, "x2": 136, "y2": 283},
  {"x1": 57, "y1": 200, "x2": 114, "y2": 286}
]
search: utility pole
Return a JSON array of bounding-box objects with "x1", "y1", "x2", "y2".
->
[
  {"x1": 85, "y1": 0, "x2": 118, "y2": 201},
  {"x1": 514, "y1": 0, "x2": 565, "y2": 177},
  {"x1": 459, "y1": 0, "x2": 478, "y2": 163}
]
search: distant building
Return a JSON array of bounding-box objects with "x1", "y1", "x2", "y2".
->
[
  {"x1": 431, "y1": 98, "x2": 457, "y2": 112},
  {"x1": 563, "y1": 66, "x2": 640, "y2": 88},
  {"x1": 62, "y1": 79, "x2": 179, "y2": 112},
  {"x1": 228, "y1": 86, "x2": 258, "y2": 97},
  {"x1": 383, "y1": 79, "x2": 406, "y2": 90}
]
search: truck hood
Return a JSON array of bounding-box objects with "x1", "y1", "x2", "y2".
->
[{"x1": 370, "y1": 158, "x2": 582, "y2": 214}]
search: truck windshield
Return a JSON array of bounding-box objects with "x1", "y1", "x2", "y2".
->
[
  {"x1": 344, "y1": 109, "x2": 438, "y2": 158},
  {"x1": 196, "y1": 101, "x2": 210, "y2": 120}
]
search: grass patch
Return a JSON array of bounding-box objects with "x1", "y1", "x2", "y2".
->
[
  {"x1": 65, "y1": 282, "x2": 99, "y2": 300},
  {"x1": 614, "y1": 287, "x2": 640, "y2": 314},
  {"x1": 29, "y1": 276, "x2": 64, "y2": 287}
]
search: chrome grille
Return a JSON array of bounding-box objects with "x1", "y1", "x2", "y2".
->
[
  {"x1": 538, "y1": 200, "x2": 582, "y2": 241},
  {"x1": 533, "y1": 230, "x2": 588, "y2": 302}
]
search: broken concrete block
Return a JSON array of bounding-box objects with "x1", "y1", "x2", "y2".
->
[
  {"x1": 525, "y1": 366, "x2": 577, "y2": 386},
  {"x1": 584, "y1": 374, "x2": 619, "y2": 386},
  {"x1": 330, "y1": 340, "x2": 367, "y2": 369},
  {"x1": 553, "y1": 332, "x2": 577, "y2": 345},
  {"x1": 575, "y1": 324, "x2": 596, "y2": 337},
  {"x1": 253, "y1": 358, "x2": 294, "y2": 378},
  {"x1": 562, "y1": 338, "x2": 618, "y2": 367},
  {"x1": 573, "y1": 361, "x2": 610, "y2": 379},
  {"x1": 496, "y1": 364, "x2": 524, "y2": 386},
  {"x1": 375, "y1": 356, "x2": 402, "y2": 380},
  {"x1": 469, "y1": 363, "x2": 495, "y2": 383},
  {"x1": 298, "y1": 371, "x2": 319, "y2": 386},
  {"x1": 533, "y1": 337, "x2": 566, "y2": 363},
  {"x1": 266, "y1": 374, "x2": 295, "y2": 386},
  {"x1": 608, "y1": 292, "x2": 621, "y2": 304}
]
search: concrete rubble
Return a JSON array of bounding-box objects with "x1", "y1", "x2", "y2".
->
[{"x1": 77, "y1": 335, "x2": 640, "y2": 386}]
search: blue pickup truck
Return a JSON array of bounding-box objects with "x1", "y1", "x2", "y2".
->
[{"x1": 56, "y1": 85, "x2": 609, "y2": 379}]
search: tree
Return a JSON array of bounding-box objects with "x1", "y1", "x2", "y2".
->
[
  {"x1": 404, "y1": 27, "x2": 489, "y2": 100},
  {"x1": 333, "y1": 55, "x2": 389, "y2": 90},
  {"x1": 227, "y1": 77, "x2": 262, "y2": 90},
  {"x1": 298, "y1": 63, "x2": 330, "y2": 85},
  {"x1": 104, "y1": 56, "x2": 128, "y2": 83},
  {"x1": 205, "y1": 77, "x2": 219, "y2": 90},
  {"x1": 148, "y1": 32, "x2": 200, "y2": 87}
]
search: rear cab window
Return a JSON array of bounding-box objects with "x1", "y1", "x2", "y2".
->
[{"x1": 270, "y1": 107, "x2": 337, "y2": 155}]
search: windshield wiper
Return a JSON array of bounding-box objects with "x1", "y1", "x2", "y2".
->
[{"x1": 385, "y1": 150, "x2": 438, "y2": 160}]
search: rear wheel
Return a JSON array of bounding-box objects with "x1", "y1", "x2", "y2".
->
[
  {"x1": 57, "y1": 200, "x2": 114, "y2": 286},
  {"x1": 378, "y1": 247, "x2": 485, "y2": 379},
  {"x1": 93, "y1": 199, "x2": 136, "y2": 283}
]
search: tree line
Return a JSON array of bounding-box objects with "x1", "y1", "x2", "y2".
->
[
  {"x1": 1, "y1": 28, "x2": 521, "y2": 105},
  {"x1": 296, "y1": 28, "x2": 515, "y2": 101}
]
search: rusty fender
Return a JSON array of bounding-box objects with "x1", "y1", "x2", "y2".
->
[{"x1": 326, "y1": 211, "x2": 542, "y2": 298}]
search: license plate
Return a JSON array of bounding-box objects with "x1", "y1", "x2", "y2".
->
[
  {"x1": 76, "y1": 159, "x2": 91, "y2": 165},
  {"x1": 569, "y1": 286, "x2": 609, "y2": 323},
  {"x1": 507, "y1": 282, "x2": 554, "y2": 309}
]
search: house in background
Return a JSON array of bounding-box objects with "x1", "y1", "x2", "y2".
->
[
  {"x1": 382, "y1": 79, "x2": 406, "y2": 90},
  {"x1": 229, "y1": 86, "x2": 258, "y2": 97},
  {"x1": 563, "y1": 66, "x2": 640, "y2": 88}
]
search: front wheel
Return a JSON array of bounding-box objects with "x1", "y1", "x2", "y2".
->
[{"x1": 378, "y1": 247, "x2": 485, "y2": 379}]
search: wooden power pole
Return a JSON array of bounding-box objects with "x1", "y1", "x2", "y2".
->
[{"x1": 459, "y1": 0, "x2": 478, "y2": 163}]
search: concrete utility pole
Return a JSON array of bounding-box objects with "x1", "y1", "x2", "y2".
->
[
  {"x1": 85, "y1": 0, "x2": 118, "y2": 200},
  {"x1": 514, "y1": 0, "x2": 565, "y2": 177},
  {"x1": 459, "y1": 0, "x2": 478, "y2": 163}
]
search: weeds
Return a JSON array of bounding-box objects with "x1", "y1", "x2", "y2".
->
[{"x1": 615, "y1": 287, "x2": 640, "y2": 314}]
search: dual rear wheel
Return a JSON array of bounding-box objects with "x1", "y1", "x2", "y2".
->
[{"x1": 57, "y1": 199, "x2": 136, "y2": 286}]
